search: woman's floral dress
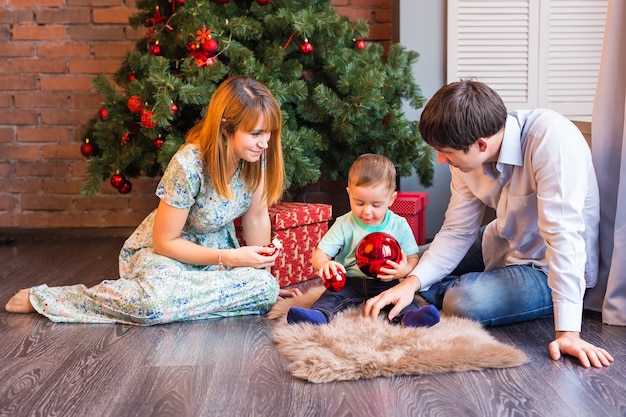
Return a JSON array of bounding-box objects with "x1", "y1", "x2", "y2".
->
[{"x1": 29, "y1": 144, "x2": 280, "y2": 325}]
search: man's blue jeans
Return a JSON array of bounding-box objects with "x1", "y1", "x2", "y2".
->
[{"x1": 418, "y1": 232, "x2": 554, "y2": 326}]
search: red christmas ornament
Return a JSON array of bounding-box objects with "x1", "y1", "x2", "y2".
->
[
  {"x1": 146, "y1": 6, "x2": 166, "y2": 27},
  {"x1": 128, "y1": 73, "x2": 136, "y2": 82},
  {"x1": 80, "y1": 138, "x2": 94, "y2": 157},
  {"x1": 324, "y1": 269, "x2": 346, "y2": 292},
  {"x1": 110, "y1": 173, "x2": 125, "y2": 189},
  {"x1": 355, "y1": 39, "x2": 366, "y2": 50},
  {"x1": 127, "y1": 95, "x2": 143, "y2": 113},
  {"x1": 299, "y1": 40, "x2": 313, "y2": 55},
  {"x1": 117, "y1": 180, "x2": 132, "y2": 194},
  {"x1": 98, "y1": 107, "x2": 108, "y2": 121},
  {"x1": 261, "y1": 238, "x2": 283, "y2": 256},
  {"x1": 149, "y1": 42, "x2": 161, "y2": 56},
  {"x1": 141, "y1": 109, "x2": 157, "y2": 128},
  {"x1": 202, "y1": 38, "x2": 219, "y2": 56},
  {"x1": 154, "y1": 136, "x2": 164, "y2": 149},
  {"x1": 186, "y1": 41, "x2": 199, "y2": 52},
  {"x1": 257, "y1": 0, "x2": 271, "y2": 5},
  {"x1": 121, "y1": 132, "x2": 129, "y2": 146},
  {"x1": 170, "y1": 103, "x2": 178, "y2": 115},
  {"x1": 355, "y1": 232, "x2": 402, "y2": 278}
]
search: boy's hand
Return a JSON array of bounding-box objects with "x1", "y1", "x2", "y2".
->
[
  {"x1": 377, "y1": 250, "x2": 409, "y2": 281},
  {"x1": 317, "y1": 260, "x2": 346, "y2": 280}
]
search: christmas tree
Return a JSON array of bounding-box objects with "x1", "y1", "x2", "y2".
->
[{"x1": 80, "y1": 0, "x2": 434, "y2": 197}]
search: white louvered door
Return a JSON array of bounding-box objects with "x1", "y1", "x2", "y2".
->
[{"x1": 447, "y1": 0, "x2": 607, "y2": 120}]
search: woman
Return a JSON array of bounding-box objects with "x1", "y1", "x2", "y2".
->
[{"x1": 5, "y1": 76, "x2": 300, "y2": 324}]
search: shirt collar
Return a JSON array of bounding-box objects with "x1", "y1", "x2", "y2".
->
[{"x1": 497, "y1": 115, "x2": 523, "y2": 168}]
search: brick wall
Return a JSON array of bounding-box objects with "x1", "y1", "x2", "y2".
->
[{"x1": 0, "y1": 0, "x2": 393, "y2": 229}]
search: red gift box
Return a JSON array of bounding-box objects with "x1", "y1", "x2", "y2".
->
[
  {"x1": 390, "y1": 192, "x2": 429, "y2": 245},
  {"x1": 236, "y1": 202, "x2": 332, "y2": 287}
]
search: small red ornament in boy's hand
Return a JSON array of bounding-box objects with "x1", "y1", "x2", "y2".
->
[
  {"x1": 261, "y1": 238, "x2": 283, "y2": 256},
  {"x1": 324, "y1": 269, "x2": 346, "y2": 292}
]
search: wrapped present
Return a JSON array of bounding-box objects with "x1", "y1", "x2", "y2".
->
[
  {"x1": 236, "y1": 202, "x2": 332, "y2": 287},
  {"x1": 390, "y1": 192, "x2": 429, "y2": 245}
]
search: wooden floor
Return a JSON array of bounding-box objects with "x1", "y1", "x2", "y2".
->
[{"x1": 1, "y1": 230, "x2": 625, "y2": 417}]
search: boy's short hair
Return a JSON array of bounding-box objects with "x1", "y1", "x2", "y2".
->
[
  {"x1": 418, "y1": 80, "x2": 507, "y2": 152},
  {"x1": 348, "y1": 154, "x2": 396, "y2": 192}
]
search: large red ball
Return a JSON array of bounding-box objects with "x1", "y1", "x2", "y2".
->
[
  {"x1": 324, "y1": 269, "x2": 346, "y2": 292},
  {"x1": 355, "y1": 232, "x2": 402, "y2": 278}
]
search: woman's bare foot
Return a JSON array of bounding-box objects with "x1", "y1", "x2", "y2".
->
[{"x1": 5, "y1": 289, "x2": 35, "y2": 313}]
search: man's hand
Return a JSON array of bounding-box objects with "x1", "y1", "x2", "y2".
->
[
  {"x1": 548, "y1": 331, "x2": 614, "y2": 368},
  {"x1": 363, "y1": 275, "x2": 421, "y2": 321}
]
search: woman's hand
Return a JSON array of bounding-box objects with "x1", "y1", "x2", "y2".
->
[
  {"x1": 278, "y1": 288, "x2": 303, "y2": 299},
  {"x1": 222, "y1": 246, "x2": 281, "y2": 269}
]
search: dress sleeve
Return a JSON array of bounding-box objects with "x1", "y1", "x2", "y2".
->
[{"x1": 156, "y1": 145, "x2": 203, "y2": 209}]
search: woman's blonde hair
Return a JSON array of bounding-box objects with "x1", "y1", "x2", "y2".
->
[{"x1": 186, "y1": 76, "x2": 284, "y2": 205}]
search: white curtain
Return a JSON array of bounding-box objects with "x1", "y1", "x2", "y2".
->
[{"x1": 584, "y1": 0, "x2": 626, "y2": 326}]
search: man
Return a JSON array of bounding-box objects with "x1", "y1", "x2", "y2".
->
[{"x1": 364, "y1": 80, "x2": 613, "y2": 368}]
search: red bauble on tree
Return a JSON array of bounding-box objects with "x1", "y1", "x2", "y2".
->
[
  {"x1": 355, "y1": 39, "x2": 366, "y2": 50},
  {"x1": 355, "y1": 232, "x2": 402, "y2": 278},
  {"x1": 257, "y1": 0, "x2": 271, "y2": 5},
  {"x1": 117, "y1": 179, "x2": 132, "y2": 194},
  {"x1": 141, "y1": 109, "x2": 157, "y2": 128},
  {"x1": 128, "y1": 73, "x2": 136, "y2": 82},
  {"x1": 80, "y1": 138, "x2": 94, "y2": 157},
  {"x1": 110, "y1": 173, "x2": 125, "y2": 189},
  {"x1": 149, "y1": 42, "x2": 161, "y2": 56},
  {"x1": 202, "y1": 38, "x2": 219, "y2": 56},
  {"x1": 154, "y1": 135, "x2": 165, "y2": 149},
  {"x1": 169, "y1": 103, "x2": 178, "y2": 115},
  {"x1": 299, "y1": 40, "x2": 313, "y2": 55},
  {"x1": 98, "y1": 107, "x2": 108, "y2": 121},
  {"x1": 324, "y1": 269, "x2": 346, "y2": 292},
  {"x1": 127, "y1": 95, "x2": 143, "y2": 113}
]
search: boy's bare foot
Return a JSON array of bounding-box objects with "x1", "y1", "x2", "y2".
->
[{"x1": 5, "y1": 289, "x2": 35, "y2": 313}]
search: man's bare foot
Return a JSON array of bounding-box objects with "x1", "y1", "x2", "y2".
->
[{"x1": 5, "y1": 289, "x2": 35, "y2": 313}]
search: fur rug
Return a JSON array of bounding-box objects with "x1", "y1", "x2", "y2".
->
[{"x1": 268, "y1": 286, "x2": 529, "y2": 383}]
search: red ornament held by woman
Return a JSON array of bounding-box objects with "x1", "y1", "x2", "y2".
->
[
  {"x1": 261, "y1": 238, "x2": 283, "y2": 256},
  {"x1": 355, "y1": 232, "x2": 402, "y2": 278}
]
